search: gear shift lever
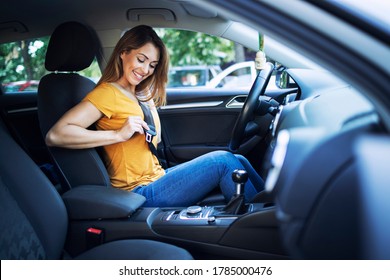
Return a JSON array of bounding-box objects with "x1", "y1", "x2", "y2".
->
[
  {"x1": 232, "y1": 169, "x2": 248, "y2": 195},
  {"x1": 222, "y1": 169, "x2": 248, "y2": 215}
]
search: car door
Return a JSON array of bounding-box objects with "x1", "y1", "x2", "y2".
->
[
  {"x1": 0, "y1": 90, "x2": 49, "y2": 166},
  {"x1": 158, "y1": 88, "x2": 245, "y2": 166}
]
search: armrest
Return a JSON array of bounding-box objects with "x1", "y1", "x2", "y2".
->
[{"x1": 62, "y1": 185, "x2": 146, "y2": 220}]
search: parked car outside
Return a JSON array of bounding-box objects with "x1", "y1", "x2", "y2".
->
[
  {"x1": 2, "y1": 80, "x2": 39, "y2": 93},
  {"x1": 207, "y1": 61, "x2": 278, "y2": 89},
  {"x1": 208, "y1": 61, "x2": 256, "y2": 88},
  {"x1": 167, "y1": 65, "x2": 221, "y2": 88},
  {"x1": 168, "y1": 61, "x2": 277, "y2": 90}
]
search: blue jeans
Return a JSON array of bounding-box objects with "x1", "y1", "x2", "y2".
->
[{"x1": 133, "y1": 150, "x2": 264, "y2": 207}]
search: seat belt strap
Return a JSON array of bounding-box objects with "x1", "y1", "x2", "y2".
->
[{"x1": 139, "y1": 102, "x2": 160, "y2": 162}]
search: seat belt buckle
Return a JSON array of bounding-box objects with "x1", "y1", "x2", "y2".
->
[{"x1": 145, "y1": 126, "x2": 157, "y2": 143}]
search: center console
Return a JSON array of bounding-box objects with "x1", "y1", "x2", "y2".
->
[
  {"x1": 63, "y1": 170, "x2": 288, "y2": 259},
  {"x1": 151, "y1": 203, "x2": 273, "y2": 245}
]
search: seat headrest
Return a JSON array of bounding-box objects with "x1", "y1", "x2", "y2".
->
[{"x1": 45, "y1": 21, "x2": 98, "y2": 72}]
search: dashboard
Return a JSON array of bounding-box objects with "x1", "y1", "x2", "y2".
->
[{"x1": 263, "y1": 68, "x2": 383, "y2": 259}]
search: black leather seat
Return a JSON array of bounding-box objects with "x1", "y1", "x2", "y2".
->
[
  {"x1": 0, "y1": 119, "x2": 192, "y2": 260},
  {"x1": 37, "y1": 21, "x2": 111, "y2": 191}
]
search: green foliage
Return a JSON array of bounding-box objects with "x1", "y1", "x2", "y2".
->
[
  {"x1": 29, "y1": 37, "x2": 50, "y2": 79},
  {"x1": 79, "y1": 59, "x2": 101, "y2": 80},
  {"x1": 0, "y1": 37, "x2": 49, "y2": 83},
  {"x1": 1, "y1": 30, "x2": 238, "y2": 85},
  {"x1": 157, "y1": 29, "x2": 235, "y2": 66},
  {"x1": 0, "y1": 42, "x2": 21, "y2": 82}
]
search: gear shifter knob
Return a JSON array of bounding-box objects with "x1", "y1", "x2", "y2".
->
[
  {"x1": 232, "y1": 169, "x2": 248, "y2": 183},
  {"x1": 221, "y1": 169, "x2": 248, "y2": 215},
  {"x1": 232, "y1": 169, "x2": 248, "y2": 195}
]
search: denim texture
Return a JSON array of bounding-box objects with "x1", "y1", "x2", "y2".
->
[{"x1": 133, "y1": 150, "x2": 264, "y2": 207}]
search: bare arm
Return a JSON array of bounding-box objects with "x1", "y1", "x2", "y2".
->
[{"x1": 45, "y1": 101, "x2": 149, "y2": 149}]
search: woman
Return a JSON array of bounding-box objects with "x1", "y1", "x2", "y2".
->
[{"x1": 46, "y1": 25, "x2": 264, "y2": 207}]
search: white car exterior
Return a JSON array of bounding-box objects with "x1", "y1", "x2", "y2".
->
[{"x1": 208, "y1": 61, "x2": 277, "y2": 89}]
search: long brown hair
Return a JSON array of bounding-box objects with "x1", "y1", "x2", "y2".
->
[{"x1": 97, "y1": 25, "x2": 169, "y2": 106}]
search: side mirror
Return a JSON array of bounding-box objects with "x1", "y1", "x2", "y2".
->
[{"x1": 275, "y1": 65, "x2": 296, "y2": 89}]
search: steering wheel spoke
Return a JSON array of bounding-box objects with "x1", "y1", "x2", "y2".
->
[{"x1": 244, "y1": 121, "x2": 260, "y2": 138}]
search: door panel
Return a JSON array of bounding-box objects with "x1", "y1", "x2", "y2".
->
[
  {"x1": 0, "y1": 92, "x2": 50, "y2": 166},
  {"x1": 159, "y1": 88, "x2": 248, "y2": 165}
]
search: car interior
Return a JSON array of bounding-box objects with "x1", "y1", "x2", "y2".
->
[{"x1": 1, "y1": 0, "x2": 389, "y2": 260}]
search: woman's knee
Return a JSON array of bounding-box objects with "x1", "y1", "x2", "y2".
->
[
  {"x1": 234, "y1": 154, "x2": 247, "y2": 163},
  {"x1": 205, "y1": 150, "x2": 243, "y2": 171},
  {"x1": 208, "y1": 150, "x2": 237, "y2": 161}
]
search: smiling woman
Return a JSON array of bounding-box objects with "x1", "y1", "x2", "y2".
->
[
  {"x1": 1, "y1": 0, "x2": 390, "y2": 266},
  {"x1": 45, "y1": 23, "x2": 265, "y2": 207}
]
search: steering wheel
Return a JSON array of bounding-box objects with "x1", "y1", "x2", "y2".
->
[{"x1": 229, "y1": 62, "x2": 274, "y2": 151}]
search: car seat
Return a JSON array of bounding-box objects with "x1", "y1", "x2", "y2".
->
[
  {"x1": 0, "y1": 119, "x2": 192, "y2": 259},
  {"x1": 37, "y1": 21, "x2": 111, "y2": 191}
]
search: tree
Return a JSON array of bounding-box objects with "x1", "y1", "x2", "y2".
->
[
  {"x1": 0, "y1": 42, "x2": 21, "y2": 82},
  {"x1": 158, "y1": 29, "x2": 235, "y2": 66},
  {"x1": 0, "y1": 37, "x2": 49, "y2": 84}
]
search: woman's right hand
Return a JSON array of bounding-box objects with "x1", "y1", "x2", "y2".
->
[{"x1": 117, "y1": 116, "x2": 150, "y2": 142}]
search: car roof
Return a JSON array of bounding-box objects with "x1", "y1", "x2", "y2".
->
[
  {"x1": 0, "y1": 0, "x2": 320, "y2": 69},
  {"x1": 0, "y1": 0, "x2": 233, "y2": 44}
]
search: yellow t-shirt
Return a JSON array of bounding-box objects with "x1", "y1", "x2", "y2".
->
[{"x1": 83, "y1": 83, "x2": 165, "y2": 190}]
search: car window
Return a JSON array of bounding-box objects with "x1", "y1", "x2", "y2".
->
[
  {"x1": 0, "y1": 36, "x2": 101, "y2": 94},
  {"x1": 0, "y1": 29, "x2": 277, "y2": 95},
  {"x1": 158, "y1": 28, "x2": 280, "y2": 91},
  {"x1": 158, "y1": 29, "x2": 257, "y2": 89},
  {"x1": 213, "y1": 63, "x2": 255, "y2": 89},
  {"x1": 167, "y1": 66, "x2": 221, "y2": 87},
  {"x1": 0, "y1": 36, "x2": 48, "y2": 94}
]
